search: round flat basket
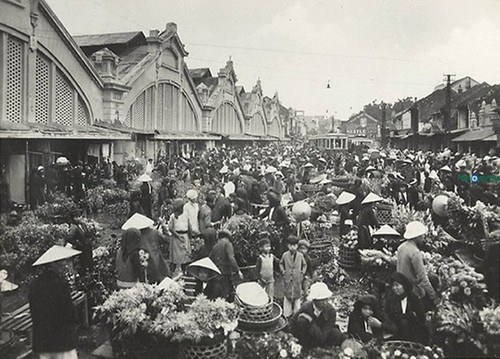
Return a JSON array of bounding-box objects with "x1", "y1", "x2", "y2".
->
[
  {"x1": 235, "y1": 295, "x2": 273, "y2": 322},
  {"x1": 339, "y1": 245, "x2": 359, "y2": 269},
  {"x1": 383, "y1": 340, "x2": 427, "y2": 356},
  {"x1": 237, "y1": 302, "x2": 283, "y2": 331},
  {"x1": 179, "y1": 336, "x2": 227, "y2": 359}
]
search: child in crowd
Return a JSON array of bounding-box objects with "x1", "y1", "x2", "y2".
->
[
  {"x1": 298, "y1": 239, "x2": 314, "y2": 299},
  {"x1": 255, "y1": 237, "x2": 279, "y2": 301},
  {"x1": 280, "y1": 235, "x2": 307, "y2": 318}
]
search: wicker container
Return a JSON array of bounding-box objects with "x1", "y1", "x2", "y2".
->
[
  {"x1": 179, "y1": 335, "x2": 227, "y2": 359},
  {"x1": 235, "y1": 295, "x2": 273, "y2": 322},
  {"x1": 237, "y1": 302, "x2": 283, "y2": 331},
  {"x1": 309, "y1": 240, "x2": 332, "y2": 251},
  {"x1": 339, "y1": 245, "x2": 359, "y2": 269},
  {"x1": 382, "y1": 340, "x2": 427, "y2": 356},
  {"x1": 375, "y1": 208, "x2": 393, "y2": 225}
]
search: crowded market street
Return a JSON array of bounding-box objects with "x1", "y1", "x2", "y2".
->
[{"x1": 1, "y1": 1, "x2": 500, "y2": 359}]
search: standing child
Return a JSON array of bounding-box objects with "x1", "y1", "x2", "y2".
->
[
  {"x1": 298, "y1": 239, "x2": 314, "y2": 299},
  {"x1": 255, "y1": 238, "x2": 279, "y2": 301},
  {"x1": 280, "y1": 235, "x2": 307, "y2": 319}
]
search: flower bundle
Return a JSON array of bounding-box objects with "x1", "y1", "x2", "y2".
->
[
  {"x1": 391, "y1": 205, "x2": 428, "y2": 236},
  {"x1": 480, "y1": 305, "x2": 500, "y2": 336},
  {"x1": 359, "y1": 248, "x2": 396, "y2": 270},
  {"x1": 170, "y1": 295, "x2": 239, "y2": 343},
  {"x1": 438, "y1": 258, "x2": 488, "y2": 307},
  {"x1": 231, "y1": 219, "x2": 281, "y2": 266},
  {"x1": 34, "y1": 192, "x2": 80, "y2": 223},
  {"x1": 310, "y1": 193, "x2": 337, "y2": 213},
  {"x1": 368, "y1": 344, "x2": 445, "y2": 359},
  {"x1": 97, "y1": 283, "x2": 187, "y2": 339},
  {"x1": 98, "y1": 284, "x2": 240, "y2": 346},
  {"x1": 341, "y1": 229, "x2": 358, "y2": 249},
  {"x1": 446, "y1": 194, "x2": 483, "y2": 239},
  {"x1": 433, "y1": 299, "x2": 485, "y2": 353},
  {"x1": 319, "y1": 257, "x2": 350, "y2": 288},
  {"x1": 235, "y1": 331, "x2": 302, "y2": 359}
]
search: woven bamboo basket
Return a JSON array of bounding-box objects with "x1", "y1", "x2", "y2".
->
[
  {"x1": 235, "y1": 295, "x2": 273, "y2": 322},
  {"x1": 339, "y1": 245, "x2": 359, "y2": 269},
  {"x1": 383, "y1": 340, "x2": 427, "y2": 356},
  {"x1": 375, "y1": 208, "x2": 393, "y2": 225},
  {"x1": 179, "y1": 336, "x2": 227, "y2": 359}
]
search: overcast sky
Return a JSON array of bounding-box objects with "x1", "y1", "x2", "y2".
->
[{"x1": 47, "y1": 0, "x2": 500, "y2": 119}]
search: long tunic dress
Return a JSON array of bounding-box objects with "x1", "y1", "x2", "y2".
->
[
  {"x1": 138, "y1": 227, "x2": 170, "y2": 283},
  {"x1": 168, "y1": 213, "x2": 192, "y2": 265}
]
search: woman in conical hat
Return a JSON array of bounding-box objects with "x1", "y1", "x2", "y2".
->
[
  {"x1": 29, "y1": 246, "x2": 81, "y2": 359},
  {"x1": 356, "y1": 193, "x2": 381, "y2": 249},
  {"x1": 336, "y1": 192, "x2": 356, "y2": 237}
]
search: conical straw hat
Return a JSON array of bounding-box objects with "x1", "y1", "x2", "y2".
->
[
  {"x1": 32, "y1": 245, "x2": 81, "y2": 266},
  {"x1": 373, "y1": 224, "x2": 400, "y2": 237},
  {"x1": 186, "y1": 257, "x2": 221, "y2": 281},
  {"x1": 336, "y1": 191, "x2": 356, "y2": 205},
  {"x1": 361, "y1": 192, "x2": 383, "y2": 205},
  {"x1": 137, "y1": 174, "x2": 152, "y2": 182},
  {"x1": 121, "y1": 213, "x2": 154, "y2": 230}
]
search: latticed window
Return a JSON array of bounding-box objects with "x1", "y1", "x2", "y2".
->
[
  {"x1": 35, "y1": 54, "x2": 50, "y2": 125},
  {"x1": 144, "y1": 87, "x2": 154, "y2": 130},
  {"x1": 156, "y1": 84, "x2": 164, "y2": 130},
  {"x1": 212, "y1": 102, "x2": 242, "y2": 134},
  {"x1": 6, "y1": 37, "x2": 23, "y2": 123},
  {"x1": 54, "y1": 70, "x2": 74, "y2": 126},
  {"x1": 76, "y1": 97, "x2": 89, "y2": 126},
  {"x1": 182, "y1": 94, "x2": 197, "y2": 132},
  {"x1": 131, "y1": 91, "x2": 145, "y2": 129}
]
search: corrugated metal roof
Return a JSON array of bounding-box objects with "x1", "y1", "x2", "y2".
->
[
  {"x1": 452, "y1": 128, "x2": 495, "y2": 142},
  {"x1": 74, "y1": 31, "x2": 144, "y2": 47}
]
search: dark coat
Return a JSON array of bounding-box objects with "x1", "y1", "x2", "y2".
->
[
  {"x1": 347, "y1": 298, "x2": 396, "y2": 343},
  {"x1": 407, "y1": 186, "x2": 420, "y2": 209},
  {"x1": 290, "y1": 301, "x2": 347, "y2": 348},
  {"x1": 384, "y1": 292, "x2": 428, "y2": 343},
  {"x1": 356, "y1": 206, "x2": 378, "y2": 249},
  {"x1": 29, "y1": 270, "x2": 78, "y2": 353}
]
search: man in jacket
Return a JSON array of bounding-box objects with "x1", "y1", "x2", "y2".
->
[
  {"x1": 397, "y1": 221, "x2": 439, "y2": 311},
  {"x1": 290, "y1": 282, "x2": 348, "y2": 349},
  {"x1": 29, "y1": 245, "x2": 82, "y2": 359}
]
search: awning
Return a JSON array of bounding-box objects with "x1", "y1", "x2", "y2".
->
[
  {"x1": 154, "y1": 132, "x2": 221, "y2": 141},
  {"x1": 0, "y1": 121, "x2": 131, "y2": 140},
  {"x1": 94, "y1": 123, "x2": 155, "y2": 135},
  {"x1": 452, "y1": 128, "x2": 496, "y2": 142},
  {"x1": 223, "y1": 134, "x2": 262, "y2": 141}
]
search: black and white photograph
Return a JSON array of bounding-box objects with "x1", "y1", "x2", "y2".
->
[{"x1": 0, "y1": 0, "x2": 499, "y2": 358}]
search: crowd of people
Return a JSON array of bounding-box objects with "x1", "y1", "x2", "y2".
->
[{"x1": 18, "y1": 142, "x2": 500, "y2": 358}]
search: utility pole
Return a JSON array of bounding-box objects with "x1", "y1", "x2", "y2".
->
[
  {"x1": 381, "y1": 102, "x2": 387, "y2": 147},
  {"x1": 443, "y1": 74, "x2": 455, "y2": 149}
]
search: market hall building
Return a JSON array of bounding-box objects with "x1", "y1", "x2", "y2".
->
[
  {"x1": 0, "y1": 0, "x2": 289, "y2": 206},
  {"x1": 0, "y1": 0, "x2": 130, "y2": 205}
]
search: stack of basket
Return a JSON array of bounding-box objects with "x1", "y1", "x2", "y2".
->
[{"x1": 235, "y1": 282, "x2": 286, "y2": 333}]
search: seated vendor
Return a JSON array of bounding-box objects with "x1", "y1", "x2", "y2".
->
[
  {"x1": 290, "y1": 282, "x2": 348, "y2": 349},
  {"x1": 347, "y1": 294, "x2": 396, "y2": 343},
  {"x1": 384, "y1": 272, "x2": 428, "y2": 344}
]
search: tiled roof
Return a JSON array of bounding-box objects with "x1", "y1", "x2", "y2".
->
[
  {"x1": 74, "y1": 31, "x2": 145, "y2": 48},
  {"x1": 416, "y1": 88, "x2": 456, "y2": 123},
  {"x1": 451, "y1": 83, "x2": 491, "y2": 109},
  {"x1": 188, "y1": 68, "x2": 212, "y2": 79},
  {"x1": 116, "y1": 45, "x2": 150, "y2": 80}
]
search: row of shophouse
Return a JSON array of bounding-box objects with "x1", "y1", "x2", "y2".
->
[
  {"x1": 389, "y1": 76, "x2": 500, "y2": 155},
  {"x1": 0, "y1": 0, "x2": 292, "y2": 204}
]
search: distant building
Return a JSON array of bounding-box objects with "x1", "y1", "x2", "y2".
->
[{"x1": 341, "y1": 112, "x2": 380, "y2": 141}]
